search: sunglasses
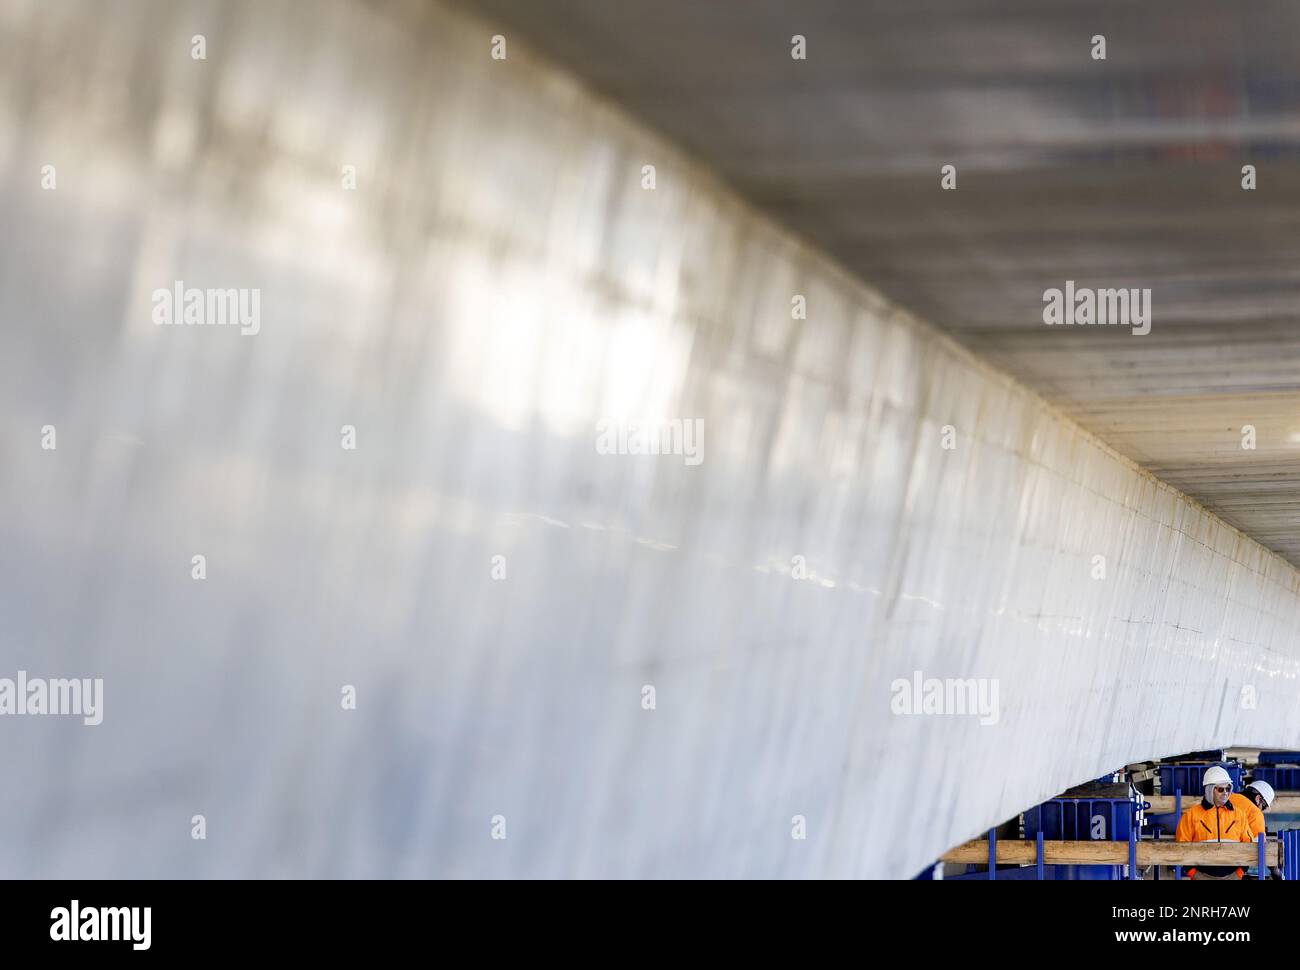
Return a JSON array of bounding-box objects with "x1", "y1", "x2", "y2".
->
[{"x1": 1213, "y1": 785, "x2": 1232, "y2": 793}]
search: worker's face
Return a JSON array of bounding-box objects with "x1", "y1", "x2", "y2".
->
[
  {"x1": 1213, "y1": 784, "x2": 1231, "y2": 807},
  {"x1": 1254, "y1": 794, "x2": 1267, "y2": 811}
]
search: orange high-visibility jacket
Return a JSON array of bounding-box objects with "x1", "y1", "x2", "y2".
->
[
  {"x1": 1229, "y1": 793, "x2": 1266, "y2": 840},
  {"x1": 1175, "y1": 796, "x2": 1254, "y2": 878}
]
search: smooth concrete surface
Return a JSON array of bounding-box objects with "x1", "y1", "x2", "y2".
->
[
  {"x1": 1, "y1": 0, "x2": 1299, "y2": 878},
  {"x1": 464, "y1": 0, "x2": 1300, "y2": 567}
]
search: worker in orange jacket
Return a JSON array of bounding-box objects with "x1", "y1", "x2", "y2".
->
[
  {"x1": 1229, "y1": 779, "x2": 1273, "y2": 840},
  {"x1": 1230, "y1": 779, "x2": 1278, "y2": 879},
  {"x1": 1175, "y1": 765, "x2": 1254, "y2": 879}
]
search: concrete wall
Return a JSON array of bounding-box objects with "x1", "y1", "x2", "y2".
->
[{"x1": 1, "y1": 0, "x2": 1298, "y2": 877}]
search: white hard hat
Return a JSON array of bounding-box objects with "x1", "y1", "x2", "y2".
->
[
  {"x1": 1203, "y1": 765, "x2": 1232, "y2": 788},
  {"x1": 1248, "y1": 780, "x2": 1275, "y2": 809}
]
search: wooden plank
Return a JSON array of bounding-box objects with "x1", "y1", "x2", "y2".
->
[
  {"x1": 941, "y1": 839, "x2": 1278, "y2": 866},
  {"x1": 1143, "y1": 793, "x2": 1300, "y2": 813}
]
